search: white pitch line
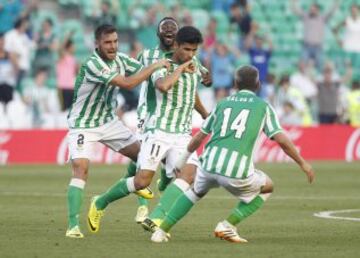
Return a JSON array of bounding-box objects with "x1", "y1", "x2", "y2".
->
[
  {"x1": 1, "y1": 191, "x2": 360, "y2": 201},
  {"x1": 314, "y1": 209, "x2": 360, "y2": 222}
]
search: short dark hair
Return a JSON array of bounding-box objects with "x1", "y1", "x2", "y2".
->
[
  {"x1": 176, "y1": 26, "x2": 203, "y2": 45},
  {"x1": 234, "y1": 65, "x2": 259, "y2": 91},
  {"x1": 14, "y1": 17, "x2": 28, "y2": 29},
  {"x1": 95, "y1": 24, "x2": 117, "y2": 40}
]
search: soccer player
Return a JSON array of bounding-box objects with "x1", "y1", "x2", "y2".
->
[
  {"x1": 151, "y1": 65, "x2": 315, "y2": 243},
  {"x1": 65, "y1": 24, "x2": 169, "y2": 238},
  {"x1": 128, "y1": 17, "x2": 212, "y2": 223},
  {"x1": 87, "y1": 26, "x2": 207, "y2": 233}
]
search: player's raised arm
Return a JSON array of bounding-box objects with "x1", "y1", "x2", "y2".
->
[
  {"x1": 272, "y1": 132, "x2": 315, "y2": 183},
  {"x1": 110, "y1": 59, "x2": 169, "y2": 90},
  {"x1": 154, "y1": 59, "x2": 194, "y2": 93}
]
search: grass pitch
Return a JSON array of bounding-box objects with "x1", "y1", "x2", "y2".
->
[{"x1": 0, "y1": 162, "x2": 359, "y2": 258}]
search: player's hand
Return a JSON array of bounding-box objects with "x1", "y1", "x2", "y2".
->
[
  {"x1": 300, "y1": 162, "x2": 315, "y2": 184},
  {"x1": 201, "y1": 71, "x2": 212, "y2": 86},
  {"x1": 181, "y1": 60, "x2": 195, "y2": 73},
  {"x1": 157, "y1": 59, "x2": 170, "y2": 70}
]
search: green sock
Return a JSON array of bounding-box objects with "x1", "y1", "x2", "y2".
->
[
  {"x1": 150, "y1": 179, "x2": 189, "y2": 220},
  {"x1": 226, "y1": 195, "x2": 265, "y2": 225},
  {"x1": 158, "y1": 167, "x2": 172, "y2": 192},
  {"x1": 161, "y1": 193, "x2": 194, "y2": 232},
  {"x1": 125, "y1": 161, "x2": 137, "y2": 178},
  {"x1": 137, "y1": 196, "x2": 148, "y2": 206},
  {"x1": 67, "y1": 185, "x2": 84, "y2": 229},
  {"x1": 96, "y1": 178, "x2": 133, "y2": 210}
]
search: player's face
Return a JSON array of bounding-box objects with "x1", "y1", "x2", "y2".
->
[
  {"x1": 96, "y1": 32, "x2": 118, "y2": 60},
  {"x1": 158, "y1": 20, "x2": 178, "y2": 48},
  {"x1": 176, "y1": 43, "x2": 198, "y2": 63}
]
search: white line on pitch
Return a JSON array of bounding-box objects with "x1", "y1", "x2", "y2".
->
[
  {"x1": 314, "y1": 209, "x2": 360, "y2": 222},
  {"x1": 1, "y1": 191, "x2": 360, "y2": 201}
]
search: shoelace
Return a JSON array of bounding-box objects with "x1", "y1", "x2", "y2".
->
[{"x1": 93, "y1": 210, "x2": 104, "y2": 223}]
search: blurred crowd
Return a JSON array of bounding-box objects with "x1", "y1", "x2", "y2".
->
[{"x1": 0, "y1": 0, "x2": 359, "y2": 129}]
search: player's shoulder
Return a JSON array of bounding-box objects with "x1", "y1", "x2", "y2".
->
[{"x1": 117, "y1": 51, "x2": 132, "y2": 60}]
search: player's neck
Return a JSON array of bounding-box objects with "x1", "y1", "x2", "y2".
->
[{"x1": 159, "y1": 43, "x2": 174, "y2": 53}]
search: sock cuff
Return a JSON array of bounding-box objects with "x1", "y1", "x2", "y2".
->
[
  {"x1": 184, "y1": 189, "x2": 200, "y2": 204},
  {"x1": 173, "y1": 178, "x2": 190, "y2": 192},
  {"x1": 259, "y1": 193, "x2": 271, "y2": 201},
  {"x1": 126, "y1": 177, "x2": 136, "y2": 193},
  {"x1": 69, "y1": 178, "x2": 86, "y2": 189}
]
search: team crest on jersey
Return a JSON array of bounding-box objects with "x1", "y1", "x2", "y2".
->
[{"x1": 101, "y1": 68, "x2": 110, "y2": 75}]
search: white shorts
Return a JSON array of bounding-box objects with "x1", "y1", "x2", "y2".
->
[
  {"x1": 138, "y1": 130, "x2": 198, "y2": 178},
  {"x1": 68, "y1": 119, "x2": 137, "y2": 160},
  {"x1": 193, "y1": 167, "x2": 268, "y2": 203}
]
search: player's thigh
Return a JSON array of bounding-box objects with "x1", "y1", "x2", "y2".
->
[
  {"x1": 137, "y1": 132, "x2": 170, "y2": 172},
  {"x1": 165, "y1": 134, "x2": 199, "y2": 179},
  {"x1": 193, "y1": 167, "x2": 219, "y2": 197},
  {"x1": 218, "y1": 169, "x2": 268, "y2": 203},
  {"x1": 99, "y1": 120, "x2": 138, "y2": 158},
  {"x1": 67, "y1": 128, "x2": 99, "y2": 160}
]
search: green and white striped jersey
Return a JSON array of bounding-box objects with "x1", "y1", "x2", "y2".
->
[
  {"x1": 136, "y1": 47, "x2": 172, "y2": 123},
  {"x1": 137, "y1": 46, "x2": 208, "y2": 132},
  {"x1": 200, "y1": 90, "x2": 283, "y2": 179},
  {"x1": 67, "y1": 50, "x2": 142, "y2": 129},
  {"x1": 145, "y1": 57, "x2": 206, "y2": 134}
]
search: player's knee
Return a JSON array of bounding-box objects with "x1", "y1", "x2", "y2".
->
[
  {"x1": 179, "y1": 164, "x2": 196, "y2": 184},
  {"x1": 261, "y1": 177, "x2": 274, "y2": 194},
  {"x1": 72, "y1": 159, "x2": 89, "y2": 179}
]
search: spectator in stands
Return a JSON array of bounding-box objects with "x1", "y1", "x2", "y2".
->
[
  {"x1": 333, "y1": 4, "x2": 360, "y2": 69},
  {"x1": 229, "y1": 1, "x2": 252, "y2": 49},
  {"x1": 22, "y1": 69, "x2": 59, "y2": 128},
  {"x1": 4, "y1": 17, "x2": 33, "y2": 92},
  {"x1": 291, "y1": 0, "x2": 340, "y2": 70},
  {"x1": 0, "y1": 33, "x2": 17, "y2": 115},
  {"x1": 290, "y1": 60, "x2": 318, "y2": 120},
  {"x1": 346, "y1": 80, "x2": 360, "y2": 127},
  {"x1": 129, "y1": 40, "x2": 143, "y2": 59},
  {"x1": 316, "y1": 62, "x2": 352, "y2": 124},
  {"x1": 181, "y1": 9, "x2": 193, "y2": 26},
  {"x1": 203, "y1": 17, "x2": 217, "y2": 52},
  {"x1": 56, "y1": 33, "x2": 77, "y2": 112},
  {"x1": 262, "y1": 73, "x2": 276, "y2": 105},
  {"x1": 244, "y1": 26, "x2": 272, "y2": 98},
  {"x1": 93, "y1": 0, "x2": 117, "y2": 28},
  {"x1": 202, "y1": 40, "x2": 237, "y2": 101},
  {"x1": 279, "y1": 101, "x2": 303, "y2": 126},
  {"x1": 0, "y1": 0, "x2": 24, "y2": 34},
  {"x1": 276, "y1": 75, "x2": 312, "y2": 126},
  {"x1": 33, "y1": 18, "x2": 57, "y2": 74}
]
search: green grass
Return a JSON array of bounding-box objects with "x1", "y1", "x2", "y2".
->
[{"x1": 0, "y1": 162, "x2": 359, "y2": 258}]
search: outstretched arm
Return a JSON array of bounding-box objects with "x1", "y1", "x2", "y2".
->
[
  {"x1": 273, "y1": 132, "x2": 315, "y2": 183},
  {"x1": 290, "y1": 0, "x2": 305, "y2": 17},
  {"x1": 155, "y1": 60, "x2": 194, "y2": 93},
  {"x1": 110, "y1": 59, "x2": 169, "y2": 90},
  {"x1": 325, "y1": 0, "x2": 340, "y2": 20}
]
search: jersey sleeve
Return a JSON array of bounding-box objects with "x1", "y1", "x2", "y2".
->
[
  {"x1": 137, "y1": 51, "x2": 144, "y2": 64},
  {"x1": 151, "y1": 67, "x2": 167, "y2": 85},
  {"x1": 263, "y1": 104, "x2": 283, "y2": 138},
  {"x1": 84, "y1": 59, "x2": 118, "y2": 85},
  {"x1": 119, "y1": 53, "x2": 143, "y2": 75},
  {"x1": 201, "y1": 106, "x2": 217, "y2": 134}
]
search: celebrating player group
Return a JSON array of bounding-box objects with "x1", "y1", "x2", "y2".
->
[{"x1": 65, "y1": 17, "x2": 315, "y2": 243}]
